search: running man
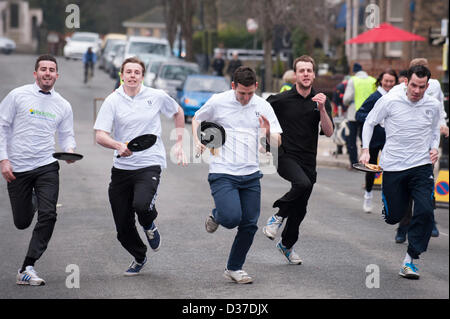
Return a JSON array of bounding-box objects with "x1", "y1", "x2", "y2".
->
[
  {"x1": 359, "y1": 65, "x2": 441, "y2": 279},
  {"x1": 94, "y1": 57, "x2": 187, "y2": 276},
  {"x1": 263, "y1": 55, "x2": 334, "y2": 264},
  {"x1": 192, "y1": 66, "x2": 282, "y2": 284},
  {"x1": 0, "y1": 54, "x2": 77, "y2": 286}
]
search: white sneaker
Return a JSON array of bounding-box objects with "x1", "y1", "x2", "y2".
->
[
  {"x1": 276, "y1": 241, "x2": 303, "y2": 265},
  {"x1": 363, "y1": 191, "x2": 373, "y2": 213},
  {"x1": 262, "y1": 214, "x2": 283, "y2": 240},
  {"x1": 16, "y1": 266, "x2": 45, "y2": 286},
  {"x1": 223, "y1": 269, "x2": 253, "y2": 284}
]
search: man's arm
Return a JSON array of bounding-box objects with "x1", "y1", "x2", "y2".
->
[
  {"x1": 312, "y1": 93, "x2": 334, "y2": 137},
  {"x1": 173, "y1": 106, "x2": 187, "y2": 166},
  {"x1": 192, "y1": 116, "x2": 206, "y2": 156},
  {"x1": 95, "y1": 129, "x2": 131, "y2": 157},
  {"x1": 259, "y1": 115, "x2": 282, "y2": 148}
]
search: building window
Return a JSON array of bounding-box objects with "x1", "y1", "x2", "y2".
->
[
  {"x1": 10, "y1": 3, "x2": 19, "y2": 28},
  {"x1": 385, "y1": 0, "x2": 403, "y2": 57}
]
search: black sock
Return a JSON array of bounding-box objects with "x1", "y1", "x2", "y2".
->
[{"x1": 21, "y1": 257, "x2": 36, "y2": 273}]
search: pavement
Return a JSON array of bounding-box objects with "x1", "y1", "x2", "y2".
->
[{"x1": 316, "y1": 135, "x2": 350, "y2": 169}]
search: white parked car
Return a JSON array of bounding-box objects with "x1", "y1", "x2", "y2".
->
[
  {"x1": 64, "y1": 32, "x2": 101, "y2": 60},
  {"x1": 0, "y1": 36, "x2": 16, "y2": 54}
]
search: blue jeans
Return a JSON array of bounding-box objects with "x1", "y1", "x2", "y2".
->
[{"x1": 208, "y1": 171, "x2": 263, "y2": 271}]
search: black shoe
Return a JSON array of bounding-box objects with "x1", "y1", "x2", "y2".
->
[
  {"x1": 431, "y1": 223, "x2": 439, "y2": 237},
  {"x1": 395, "y1": 228, "x2": 406, "y2": 243}
]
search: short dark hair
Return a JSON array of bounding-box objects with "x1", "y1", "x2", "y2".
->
[
  {"x1": 407, "y1": 65, "x2": 431, "y2": 82},
  {"x1": 120, "y1": 56, "x2": 146, "y2": 75},
  {"x1": 293, "y1": 55, "x2": 316, "y2": 72},
  {"x1": 376, "y1": 68, "x2": 398, "y2": 87},
  {"x1": 398, "y1": 69, "x2": 408, "y2": 78},
  {"x1": 35, "y1": 54, "x2": 58, "y2": 71},
  {"x1": 233, "y1": 66, "x2": 257, "y2": 87}
]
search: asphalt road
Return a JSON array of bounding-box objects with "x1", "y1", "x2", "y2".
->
[{"x1": 0, "y1": 54, "x2": 448, "y2": 300}]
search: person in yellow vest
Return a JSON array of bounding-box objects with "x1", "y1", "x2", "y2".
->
[
  {"x1": 280, "y1": 70, "x2": 296, "y2": 92},
  {"x1": 343, "y1": 63, "x2": 376, "y2": 168}
]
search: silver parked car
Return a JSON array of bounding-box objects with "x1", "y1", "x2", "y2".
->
[
  {"x1": 0, "y1": 36, "x2": 16, "y2": 54},
  {"x1": 151, "y1": 60, "x2": 200, "y2": 99}
]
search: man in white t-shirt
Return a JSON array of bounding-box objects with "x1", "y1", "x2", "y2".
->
[
  {"x1": 0, "y1": 54, "x2": 77, "y2": 286},
  {"x1": 389, "y1": 58, "x2": 447, "y2": 242},
  {"x1": 192, "y1": 66, "x2": 282, "y2": 284},
  {"x1": 94, "y1": 57, "x2": 186, "y2": 276},
  {"x1": 360, "y1": 65, "x2": 441, "y2": 280}
]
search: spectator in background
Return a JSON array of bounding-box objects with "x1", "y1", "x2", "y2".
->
[
  {"x1": 83, "y1": 47, "x2": 97, "y2": 83},
  {"x1": 279, "y1": 70, "x2": 296, "y2": 93},
  {"x1": 211, "y1": 51, "x2": 225, "y2": 76},
  {"x1": 343, "y1": 63, "x2": 376, "y2": 168},
  {"x1": 398, "y1": 69, "x2": 408, "y2": 85},
  {"x1": 355, "y1": 68, "x2": 398, "y2": 213},
  {"x1": 226, "y1": 51, "x2": 243, "y2": 82}
]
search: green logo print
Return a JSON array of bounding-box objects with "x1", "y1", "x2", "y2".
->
[{"x1": 29, "y1": 108, "x2": 56, "y2": 120}]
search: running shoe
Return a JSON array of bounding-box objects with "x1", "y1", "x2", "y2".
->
[
  {"x1": 262, "y1": 214, "x2": 283, "y2": 240},
  {"x1": 276, "y1": 241, "x2": 303, "y2": 265},
  {"x1": 144, "y1": 222, "x2": 161, "y2": 251},
  {"x1": 205, "y1": 214, "x2": 219, "y2": 233},
  {"x1": 431, "y1": 222, "x2": 439, "y2": 237},
  {"x1": 223, "y1": 269, "x2": 253, "y2": 284},
  {"x1": 124, "y1": 257, "x2": 147, "y2": 276},
  {"x1": 363, "y1": 191, "x2": 373, "y2": 213},
  {"x1": 395, "y1": 227, "x2": 407, "y2": 243},
  {"x1": 399, "y1": 262, "x2": 420, "y2": 279},
  {"x1": 16, "y1": 266, "x2": 45, "y2": 286}
]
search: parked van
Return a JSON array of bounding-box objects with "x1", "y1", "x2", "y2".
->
[{"x1": 124, "y1": 36, "x2": 171, "y2": 59}]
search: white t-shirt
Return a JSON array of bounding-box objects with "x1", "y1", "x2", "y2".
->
[
  {"x1": 195, "y1": 89, "x2": 282, "y2": 175},
  {"x1": 362, "y1": 87, "x2": 441, "y2": 171},
  {"x1": 94, "y1": 85, "x2": 179, "y2": 170},
  {"x1": 0, "y1": 83, "x2": 76, "y2": 172}
]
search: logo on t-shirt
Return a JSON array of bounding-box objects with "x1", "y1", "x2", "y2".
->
[
  {"x1": 147, "y1": 100, "x2": 153, "y2": 107},
  {"x1": 255, "y1": 111, "x2": 261, "y2": 118},
  {"x1": 29, "y1": 108, "x2": 56, "y2": 121}
]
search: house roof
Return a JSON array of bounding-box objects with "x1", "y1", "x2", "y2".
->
[{"x1": 122, "y1": 6, "x2": 166, "y2": 28}]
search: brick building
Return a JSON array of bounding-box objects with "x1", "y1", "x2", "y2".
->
[{"x1": 345, "y1": 0, "x2": 448, "y2": 79}]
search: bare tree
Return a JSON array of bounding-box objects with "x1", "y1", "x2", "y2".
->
[
  {"x1": 251, "y1": 0, "x2": 293, "y2": 91},
  {"x1": 250, "y1": 0, "x2": 330, "y2": 91},
  {"x1": 162, "y1": 0, "x2": 197, "y2": 61},
  {"x1": 180, "y1": 0, "x2": 197, "y2": 62},
  {"x1": 162, "y1": 0, "x2": 182, "y2": 54}
]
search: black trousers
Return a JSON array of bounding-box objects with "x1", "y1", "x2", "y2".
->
[
  {"x1": 84, "y1": 61, "x2": 94, "y2": 82},
  {"x1": 273, "y1": 155, "x2": 316, "y2": 249},
  {"x1": 365, "y1": 145, "x2": 383, "y2": 192},
  {"x1": 7, "y1": 161, "x2": 60, "y2": 260},
  {"x1": 381, "y1": 164, "x2": 434, "y2": 259},
  {"x1": 108, "y1": 165, "x2": 161, "y2": 262}
]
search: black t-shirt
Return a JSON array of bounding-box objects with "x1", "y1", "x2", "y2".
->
[{"x1": 267, "y1": 86, "x2": 334, "y2": 167}]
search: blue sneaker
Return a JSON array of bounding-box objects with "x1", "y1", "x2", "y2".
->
[
  {"x1": 399, "y1": 262, "x2": 420, "y2": 279},
  {"x1": 144, "y1": 222, "x2": 161, "y2": 251},
  {"x1": 124, "y1": 257, "x2": 147, "y2": 276},
  {"x1": 276, "y1": 241, "x2": 302, "y2": 265}
]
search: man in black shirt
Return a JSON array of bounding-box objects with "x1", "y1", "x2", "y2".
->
[{"x1": 263, "y1": 55, "x2": 334, "y2": 264}]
